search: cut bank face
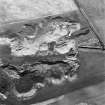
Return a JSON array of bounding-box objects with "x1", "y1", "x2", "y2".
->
[{"x1": 10, "y1": 21, "x2": 80, "y2": 56}]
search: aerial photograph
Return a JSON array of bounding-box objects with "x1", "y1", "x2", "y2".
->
[{"x1": 0, "y1": 0, "x2": 105, "y2": 105}]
